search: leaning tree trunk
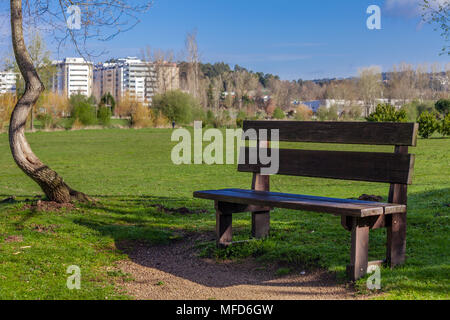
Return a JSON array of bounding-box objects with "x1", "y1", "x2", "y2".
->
[{"x1": 9, "y1": 0, "x2": 90, "y2": 203}]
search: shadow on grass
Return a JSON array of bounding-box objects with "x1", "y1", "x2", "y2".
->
[
  {"x1": 114, "y1": 233, "x2": 344, "y2": 291},
  {"x1": 70, "y1": 195, "x2": 344, "y2": 291},
  {"x1": 73, "y1": 195, "x2": 194, "y2": 243},
  {"x1": 15, "y1": 187, "x2": 450, "y2": 295}
]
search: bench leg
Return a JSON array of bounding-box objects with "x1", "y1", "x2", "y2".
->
[
  {"x1": 387, "y1": 212, "x2": 407, "y2": 268},
  {"x1": 347, "y1": 218, "x2": 369, "y2": 281},
  {"x1": 252, "y1": 211, "x2": 270, "y2": 239},
  {"x1": 216, "y1": 211, "x2": 232, "y2": 248}
]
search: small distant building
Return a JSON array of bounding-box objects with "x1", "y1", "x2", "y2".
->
[
  {"x1": 94, "y1": 57, "x2": 156, "y2": 105},
  {"x1": 300, "y1": 100, "x2": 323, "y2": 113},
  {"x1": 52, "y1": 58, "x2": 94, "y2": 98},
  {"x1": 0, "y1": 71, "x2": 18, "y2": 94},
  {"x1": 93, "y1": 57, "x2": 180, "y2": 105}
]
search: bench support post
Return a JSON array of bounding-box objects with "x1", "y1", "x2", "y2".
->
[
  {"x1": 252, "y1": 211, "x2": 270, "y2": 238},
  {"x1": 387, "y1": 146, "x2": 408, "y2": 268},
  {"x1": 215, "y1": 201, "x2": 232, "y2": 248},
  {"x1": 387, "y1": 212, "x2": 407, "y2": 267},
  {"x1": 347, "y1": 218, "x2": 370, "y2": 281},
  {"x1": 251, "y1": 139, "x2": 271, "y2": 239}
]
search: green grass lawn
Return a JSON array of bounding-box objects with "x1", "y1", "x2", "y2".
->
[{"x1": 0, "y1": 128, "x2": 448, "y2": 300}]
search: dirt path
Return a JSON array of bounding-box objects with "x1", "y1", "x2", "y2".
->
[{"x1": 117, "y1": 234, "x2": 360, "y2": 300}]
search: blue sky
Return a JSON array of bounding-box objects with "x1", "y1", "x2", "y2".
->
[{"x1": 1, "y1": 0, "x2": 448, "y2": 80}]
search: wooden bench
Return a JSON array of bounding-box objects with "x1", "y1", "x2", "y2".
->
[{"x1": 194, "y1": 121, "x2": 418, "y2": 280}]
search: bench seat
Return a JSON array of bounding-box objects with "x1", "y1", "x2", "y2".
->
[{"x1": 194, "y1": 189, "x2": 406, "y2": 218}]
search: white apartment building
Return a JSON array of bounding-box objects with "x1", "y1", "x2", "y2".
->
[
  {"x1": 93, "y1": 57, "x2": 158, "y2": 105},
  {"x1": 0, "y1": 71, "x2": 18, "y2": 94},
  {"x1": 52, "y1": 58, "x2": 93, "y2": 98}
]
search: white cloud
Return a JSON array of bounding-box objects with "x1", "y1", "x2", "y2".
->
[
  {"x1": 384, "y1": 0, "x2": 422, "y2": 17},
  {"x1": 384, "y1": 0, "x2": 448, "y2": 18}
]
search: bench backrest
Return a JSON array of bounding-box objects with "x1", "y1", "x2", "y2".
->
[{"x1": 238, "y1": 121, "x2": 418, "y2": 186}]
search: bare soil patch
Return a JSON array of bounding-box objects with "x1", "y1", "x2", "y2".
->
[
  {"x1": 23, "y1": 200, "x2": 75, "y2": 212},
  {"x1": 4, "y1": 235, "x2": 23, "y2": 243},
  {"x1": 117, "y1": 234, "x2": 361, "y2": 300}
]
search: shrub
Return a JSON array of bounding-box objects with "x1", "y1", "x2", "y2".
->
[
  {"x1": 116, "y1": 94, "x2": 138, "y2": 119},
  {"x1": 36, "y1": 92, "x2": 70, "y2": 118},
  {"x1": 97, "y1": 106, "x2": 112, "y2": 126},
  {"x1": 0, "y1": 93, "x2": 16, "y2": 131},
  {"x1": 87, "y1": 95, "x2": 97, "y2": 106},
  {"x1": 342, "y1": 105, "x2": 363, "y2": 120},
  {"x1": 153, "y1": 90, "x2": 201, "y2": 125},
  {"x1": 192, "y1": 106, "x2": 206, "y2": 123},
  {"x1": 416, "y1": 101, "x2": 435, "y2": 115},
  {"x1": 71, "y1": 101, "x2": 96, "y2": 126},
  {"x1": 435, "y1": 99, "x2": 450, "y2": 116},
  {"x1": 213, "y1": 110, "x2": 232, "y2": 128},
  {"x1": 439, "y1": 113, "x2": 450, "y2": 137},
  {"x1": 152, "y1": 110, "x2": 170, "y2": 128},
  {"x1": 36, "y1": 113, "x2": 54, "y2": 129},
  {"x1": 272, "y1": 107, "x2": 285, "y2": 119},
  {"x1": 401, "y1": 102, "x2": 419, "y2": 122},
  {"x1": 316, "y1": 106, "x2": 328, "y2": 121},
  {"x1": 205, "y1": 110, "x2": 216, "y2": 127},
  {"x1": 295, "y1": 105, "x2": 313, "y2": 121},
  {"x1": 316, "y1": 105, "x2": 339, "y2": 121},
  {"x1": 131, "y1": 104, "x2": 153, "y2": 128},
  {"x1": 236, "y1": 110, "x2": 247, "y2": 127},
  {"x1": 327, "y1": 105, "x2": 339, "y2": 121},
  {"x1": 100, "y1": 93, "x2": 116, "y2": 115},
  {"x1": 254, "y1": 110, "x2": 267, "y2": 120},
  {"x1": 366, "y1": 103, "x2": 407, "y2": 122},
  {"x1": 417, "y1": 111, "x2": 440, "y2": 138},
  {"x1": 69, "y1": 94, "x2": 88, "y2": 109},
  {"x1": 401, "y1": 100, "x2": 435, "y2": 122},
  {"x1": 71, "y1": 118, "x2": 84, "y2": 130}
]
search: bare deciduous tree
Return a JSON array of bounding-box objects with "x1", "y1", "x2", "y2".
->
[
  {"x1": 326, "y1": 79, "x2": 358, "y2": 102},
  {"x1": 141, "y1": 46, "x2": 178, "y2": 95},
  {"x1": 430, "y1": 62, "x2": 443, "y2": 98},
  {"x1": 388, "y1": 63, "x2": 415, "y2": 104},
  {"x1": 185, "y1": 30, "x2": 200, "y2": 98},
  {"x1": 445, "y1": 62, "x2": 450, "y2": 92},
  {"x1": 416, "y1": 63, "x2": 430, "y2": 100},
  {"x1": 209, "y1": 75, "x2": 223, "y2": 111},
  {"x1": 298, "y1": 81, "x2": 325, "y2": 101},
  {"x1": 7, "y1": 0, "x2": 151, "y2": 203},
  {"x1": 232, "y1": 71, "x2": 259, "y2": 109},
  {"x1": 358, "y1": 66, "x2": 382, "y2": 116}
]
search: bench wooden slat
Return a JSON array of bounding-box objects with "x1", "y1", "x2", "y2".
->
[
  {"x1": 194, "y1": 189, "x2": 406, "y2": 217},
  {"x1": 238, "y1": 147, "x2": 415, "y2": 185},
  {"x1": 243, "y1": 121, "x2": 418, "y2": 146}
]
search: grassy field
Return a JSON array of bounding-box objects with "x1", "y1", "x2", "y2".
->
[{"x1": 0, "y1": 128, "x2": 448, "y2": 300}]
